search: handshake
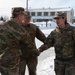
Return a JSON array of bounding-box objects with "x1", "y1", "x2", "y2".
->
[{"x1": 32, "y1": 48, "x2": 42, "y2": 56}]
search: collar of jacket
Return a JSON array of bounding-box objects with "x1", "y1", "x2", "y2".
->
[
  {"x1": 56, "y1": 23, "x2": 70, "y2": 30},
  {"x1": 9, "y1": 19, "x2": 20, "y2": 25},
  {"x1": 23, "y1": 23, "x2": 30, "y2": 27},
  {"x1": 56, "y1": 23, "x2": 71, "y2": 33}
]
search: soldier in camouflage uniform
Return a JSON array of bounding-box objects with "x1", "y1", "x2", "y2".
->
[
  {"x1": 0, "y1": 7, "x2": 40, "y2": 75},
  {"x1": 38, "y1": 12, "x2": 75, "y2": 75},
  {"x1": 19, "y1": 11, "x2": 46, "y2": 75}
]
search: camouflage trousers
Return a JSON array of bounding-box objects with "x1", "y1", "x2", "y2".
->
[
  {"x1": 0, "y1": 65, "x2": 19, "y2": 75},
  {"x1": 54, "y1": 58, "x2": 75, "y2": 75},
  {"x1": 19, "y1": 57, "x2": 38, "y2": 75}
]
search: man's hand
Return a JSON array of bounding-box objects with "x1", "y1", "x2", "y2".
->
[
  {"x1": 33, "y1": 49, "x2": 41, "y2": 56},
  {"x1": 38, "y1": 48, "x2": 42, "y2": 52}
]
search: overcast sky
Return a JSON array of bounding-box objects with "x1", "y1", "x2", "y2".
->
[{"x1": 0, "y1": 0, "x2": 75, "y2": 17}]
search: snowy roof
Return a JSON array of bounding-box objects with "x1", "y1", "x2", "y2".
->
[
  {"x1": 29, "y1": 7, "x2": 73, "y2": 12},
  {"x1": 50, "y1": 7, "x2": 72, "y2": 12}
]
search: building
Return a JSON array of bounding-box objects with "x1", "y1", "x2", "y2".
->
[{"x1": 29, "y1": 7, "x2": 74, "y2": 23}]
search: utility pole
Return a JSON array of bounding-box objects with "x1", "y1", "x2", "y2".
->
[{"x1": 26, "y1": 0, "x2": 28, "y2": 11}]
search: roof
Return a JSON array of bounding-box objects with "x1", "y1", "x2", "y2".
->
[{"x1": 29, "y1": 7, "x2": 73, "y2": 12}]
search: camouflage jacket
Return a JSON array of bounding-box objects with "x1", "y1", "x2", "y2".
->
[
  {"x1": 21, "y1": 23, "x2": 46, "y2": 58},
  {"x1": 0, "y1": 24, "x2": 21, "y2": 69},
  {"x1": 23, "y1": 23, "x2": 46, "y2": 44},
  {"x1": 0, "y1": 20, "x2": 40, "y2": 69},
  {"x1": 39, "y1": 23, "x2": 75, "y2": 60}
]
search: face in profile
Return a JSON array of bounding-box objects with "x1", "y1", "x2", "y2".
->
[
  {"x1": 18, "y1": 14, "x2": 25, "y2": 24},
  {"x1": 24, "y1": 17, "x2": 31, "y2": 24},
  {"x1": 55, "y1": 17, "x2": 66, "y2": 27}
]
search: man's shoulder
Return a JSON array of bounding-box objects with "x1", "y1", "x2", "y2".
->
[
  {"x1": 69, "y1": 25, "x2": 75, "y2": 33},
  {"x1": 67, "y1": 23, "x2": 75, "y2": 32},
  {"x1": 51, "y1": 29, "x2": 57, "y2": 33},
  {"x1": 7, "y1": 20, "x2": 17, "y2": 25},
  {"x1": 30, "y1": 23, "x2": 37, "y2": 27},
  {"x1": 29, "y1": 23, "x2": 38, "y2": 31}
]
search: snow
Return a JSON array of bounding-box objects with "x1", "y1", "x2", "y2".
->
[
  {"x1": 30, "y1": 7, "x2": 72, "y2": 12},
  {"x1": 0, "y1": 20, "x2": 4, "y2": 24},
  {"x1": 31, "y1": 21, "x2": 57, "y2": 29},
  {"x1": 36, "y1": 29, "x2": 55, "y2": 75},
  {"x1": 37, "y1": 56, "x2": 55, "y2": 75}
]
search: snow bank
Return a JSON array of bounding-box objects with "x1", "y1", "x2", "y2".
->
[{"x1": 37, "y1": 56, "x2": 55, "y2": 75}]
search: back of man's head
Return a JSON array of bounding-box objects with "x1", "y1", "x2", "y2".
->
[{"x1": 11, "y1": 7, "x2": 25, "y2": 18}]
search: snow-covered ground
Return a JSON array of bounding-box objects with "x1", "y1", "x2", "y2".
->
[
  {"x1": 31, "y1": 21, "x2": 57, "y2": 29},
  {"x1": 25, "y1": 28, "x2": 56, "y2": 75}
]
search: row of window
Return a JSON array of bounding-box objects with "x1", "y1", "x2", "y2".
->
[
  {"x1": 31, "y1": 12, "x2": 55, "y2": 16},
  {"x1": 33, "y1": 19, "x2": 52, "y2": 22}
]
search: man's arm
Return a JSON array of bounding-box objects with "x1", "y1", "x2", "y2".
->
[
  {"x1": 36, "y1": 26, "x2": 46, "y2": 43},
  {"x1": 20, "y1": 32, "x2": 40, "y2": 56},
  {"x1": 38, "y1": 32, "x2": 54, "y2": 52}
]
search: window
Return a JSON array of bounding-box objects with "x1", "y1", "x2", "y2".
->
[
  {"x1": 31, "y1": 12, "x2": 35, "y2": 16},
  {"x1": 44, "y1": 12, "x2": 48, "y2": 16},
  {"x1": 33, "y1": 19, "x2": 36, "y2": 22},
  {"x1": 37, "y1": 12, "x2": 42, "y2": 16},
  {"x1": 50, "y1": 12, "x2": 55, "y2": 16}
]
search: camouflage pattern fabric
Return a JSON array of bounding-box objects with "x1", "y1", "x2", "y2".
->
[
  {"x1": 6, "y1": 20, "x2": 40, "y2": 56},
  {"x1": 0, "y1": 19, "x2": 40, "y2": 69},
  {"x1": 39, "y1": 23, "x2": 75, "y2": 75},
  {"x1": 19, "y1": 23, "x2": 46, "y2": 75},
  {"x1": 39, "y1": 23, "x2": 75, "y2": 60},
  {"x1": 0, "y1": 25, "x2": 21, "y2": 69},
  {"x1": 20, "y1": 23, "x2": 46, "y2": 58},
  {"x1": 24, "y1": 11, "x2": 31, "y2": 18},
  {"x1": 54, "y1": 58, "x2": 75, "y2": 75},
  {"x1": 11, "y1": 7, "x2": 25, "y2": 18},
  {"x1": 54, "y1": 12, "x2": 66, "y2": 19}
]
